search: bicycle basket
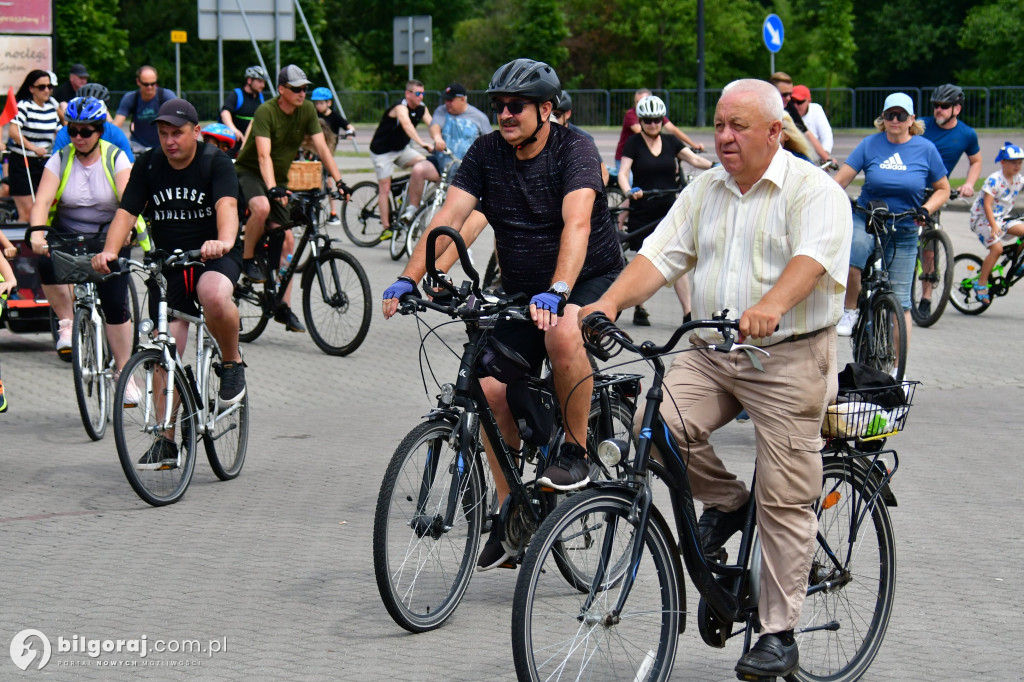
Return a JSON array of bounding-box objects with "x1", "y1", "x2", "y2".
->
[
  {"x1": 286, "y1": 161, "x2": 322, "y2": 190},
  {"x1": 822, "y1": 381, "x2": 919, "y2": 441},
  {"x1": 51, "y1": 248, "x2": 104, "y2": 284}
]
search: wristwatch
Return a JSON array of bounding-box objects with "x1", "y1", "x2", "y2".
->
[{"x1": 548, "y1": 281, "x2": 570, "y2": 300}]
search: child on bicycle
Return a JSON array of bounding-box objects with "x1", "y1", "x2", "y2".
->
[
  {"x1": 969, "y1": 141, "x2": 1024, "y2": 301},
  {"x1": 0, "y1": 248, "x2": 16, "y2": 412},
  {"x1": 201, "y1": 123, "x2": 237, "y2": 157}
]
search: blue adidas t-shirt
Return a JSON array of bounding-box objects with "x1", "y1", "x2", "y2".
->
[
  {"x1": 845, "y1": 133, "x2": 946, "y2": 228},
  {"x1": 920, "y1": 117, "x2": 980, "y2": 176}
]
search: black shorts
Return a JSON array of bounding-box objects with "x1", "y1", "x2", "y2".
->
[
  {"x1": 237, "y1": 169, "x2": 291, "y2": 228},
  {"x1": 490, "y1": 273, "x2": 616, "y2": 374},
  {"x1": 7, "y1": 153, "x2": 46, "y2": 197},
  {"x1": 150, "y1": 248, "x2": 242, "y2": 319}
]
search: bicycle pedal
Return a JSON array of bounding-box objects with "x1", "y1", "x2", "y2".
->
[
  {"x1": 736, "y1": 674, "x2": 777, "y2": 682},
  {"x1": 497, "y1": 558, "x2": 518, "y2": 570}
]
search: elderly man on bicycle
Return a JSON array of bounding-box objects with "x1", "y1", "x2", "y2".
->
[
  {"x1": 382, "y1": 58, "x2": 624, "y2": 570},
  {"x1": 582, "y1": 78, "x2": 852, "y2": 679},
  {"x1": 92, "y1": 98, "x2": 246, "y2": 406}
]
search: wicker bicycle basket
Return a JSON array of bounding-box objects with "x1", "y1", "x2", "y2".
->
[
  {"x1": 822, "y1": 380, "x2": 919, "y2": 441},
  {"x1": 287, "y1": 161, "x2": 322, "y2": 190}
]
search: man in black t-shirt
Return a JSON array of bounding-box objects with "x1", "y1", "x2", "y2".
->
[
  {"x1": 220, "y1": 66, "x2": 268, "y2": 151},
  {"x1": 93, "y1": 99, "x2": 246, "y2": 418},
  {"x1": 383, "y1": 59, "x2": 624, "y2": 570}
]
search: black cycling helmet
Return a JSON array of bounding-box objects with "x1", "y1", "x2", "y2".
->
[
  {"x1": 486, "y1": 59, "x2": 561, "y2": 104},
  {"x1": 75, "y1": 82, "x2": 110, "y2": 105},
  {"x1": 930, "y1": 83, "x2": 965, "y2": 105},
  {"x1": 555, "y1": 90, "x2": 572, "y2": 113}
]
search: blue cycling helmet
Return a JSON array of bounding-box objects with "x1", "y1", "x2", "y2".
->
[
  {"x1": 201, "y1": 122, "x2": 236, "y2": 144},
  {"x1": 995, "y1": 141, "x2": 1024, "y2": 162},
  {"x1": 311, "y1": 87, "x2": 332, "y2": 101},
  {"x1": 65, "y1": 96, "x2": 107, "y2": 125}
]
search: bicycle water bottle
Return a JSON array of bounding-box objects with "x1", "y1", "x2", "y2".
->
[{"x1": 279, "y1": 253, "x2": 292, "y2": 280}]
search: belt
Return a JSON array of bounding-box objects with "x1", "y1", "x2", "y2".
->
[{"x1": 779, "y1": 327, "x2": 828, "y2": 344}]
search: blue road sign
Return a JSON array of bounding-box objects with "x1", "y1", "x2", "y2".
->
[{"x1": 763, "y1": 14, "x2": 784, "y2": 53}]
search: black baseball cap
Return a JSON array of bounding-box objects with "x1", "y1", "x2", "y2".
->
[
  {"x1": 70, "y1": 63, "x2": 89, "y2": 78},
  {"x1": 444, "y1": 82, "x2": 467, "y2": 100},
  {"x1": 153, "y1": 98, "x2": 199, "y2": 126}
]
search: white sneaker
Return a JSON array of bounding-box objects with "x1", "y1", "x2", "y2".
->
[
  {"x1": 123, "y1": 375, "x2": 143, "y2": 408},
  {"x1": 56, "y1": 318, "x2": 73, "y2": 353},
  {"x1": 836, "y1": 309, "x2": 858, "y2": 337},
  {"x1": 400, "y1": 203, "x2": 418, "y2": 222}
]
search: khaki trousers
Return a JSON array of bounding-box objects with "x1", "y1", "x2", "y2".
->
[{"x1": 654, "y1": 327, "x2": 837, "y2": 632}]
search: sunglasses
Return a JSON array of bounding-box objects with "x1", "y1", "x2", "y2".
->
[
  {"x1": 640, "y1": 117, "x2": 662, "y2": 125},
  {"x1": 883, "y1": 110, "x2": 910, "y2": 122},
  {"x1": 68, "y1": 126, "x2": 100, "y2": 138},
  {"x1": 139, "y1": 81, "x2": 158, "y2": 87},
  {"x1": 933, "y1": 102, "x2": 953, "y2": 110},
  {"x1": 283, "y1": 85, "x2": 307, "y2": 93},
  {"x1": 779, "y1": 91, "x2": 793, "y2": 99},
  {"x1": 491, "y1": 100, "x2": 529, "y2": 115},
  {"x1": 791, "y1": 98, "x2": 807, "y2": 105},
  {"x1": 409, "y1": 90, "x2": 425, "y2": 97},
  {"x1": 33, "y1": 83, "x2": 54, "y2": 90}
]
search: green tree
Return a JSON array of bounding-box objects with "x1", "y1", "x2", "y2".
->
[
  {"x1": 957, "y1": 0, "x2": 1024, "y2": 85},
  {"x1": 54, "y1": 0, "x2": 130, "y2": 87}
]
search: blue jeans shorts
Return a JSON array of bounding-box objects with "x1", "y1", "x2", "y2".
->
[{"x1": 849, "y1": 212, "x2": 918, "y2": 311}]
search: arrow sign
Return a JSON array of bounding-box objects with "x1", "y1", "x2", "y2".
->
[{"x1": 763, "y1": 14, "x2": 784, "y2": 53}]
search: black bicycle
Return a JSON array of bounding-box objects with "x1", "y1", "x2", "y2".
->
[
  {"x1": 341, "y1": 174, "x2": 412, "y2": 247},
  {"x1": 233, "y1": 188, "x2": 372, "y2": 356},
  {"x1": 373, "y1": 227, "x2": 642, "y2": 633},
  {"x1": 512, "y1": 311, "x2": 916, "y2": 682},
  {"x1": 909, "y1": 188, "x2": 958, "y2": 327}
]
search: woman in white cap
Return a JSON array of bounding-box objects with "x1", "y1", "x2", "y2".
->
[{"x1": 832, "y1": 92, "x2": 950, "y2": 367}]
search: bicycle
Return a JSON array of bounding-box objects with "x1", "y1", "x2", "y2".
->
[
  {"x1": 111, "y1": 249, "x2": 249, "y2": 506},
  {"x1": 849, "y1": 202, "x2": 910, "y2": 382},
  {"x1": 373, "y1": 226, "x2": 643, "y2": 633},
  {"x1": 232, "y1": 188, "x2": 372, "y2": 356},
  {"x1": 393, "y1": 149, "x2": 459, "y2": 260},
  {"x1": 909, "y1": 188, "x2": 960, "y2": 327},
  {"x1": 512, "y1": 311, "x2": 917, "y2": 682},
  {"x1": 951, "y1": 216, "x2": 1024, "y2": 315},
  {"x1": 341, "y1": 173, "x2": 411, "y2": 247}
]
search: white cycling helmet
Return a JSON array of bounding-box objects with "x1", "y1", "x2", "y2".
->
[{"x1": 636, "y1": 95, "x2": 666, "y2": 119}]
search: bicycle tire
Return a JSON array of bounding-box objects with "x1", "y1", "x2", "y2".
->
[
  {"x1": 950, "y1": 253, "x2": 991, "y2": 315},
  {"x1": 482, "y1": 251, "x2": 500, "y2": 291},
  {"x1": 201, "y1": 345, "x2": 249, "y2": 480},
  {"x1": 790, "y1": 456, "x2": 896, "y2": 682},
  {"x1": 233, "y1": 278, "x2": 271, "y2": 343},
  {"x1": 72, "y1": 307, "x2": 110, "y2": 441},
  {"x1": 341, "y1": 180, "x2": 386, "y2": 247},
  {"x1": 388, "y1": 221, "x2": 406, "y2": 260},
  {"x1": 910, "y1": 228, "x2": 954, "y2": 327},
  {"x1": 126, "y1": 275, "x2": 141, "y2": 350},
  {"x1": 405, "y1": 202, "x2": 437, "y2": 256},
  {"x1": 853, "y1": 292, "x2": 906, "y2": 381},
  {"x1": 301, "y1": 249, "x2": 372, "y2": 356},
  {"x1": 512, "y1": 487, "x2": 682, "y2": 682},
  {"x1": 113, "y1": 349, "x2": 198, "y2": 506},
  {"x1": 373, "y1": 419, "x2": 487, "y2": 632}
]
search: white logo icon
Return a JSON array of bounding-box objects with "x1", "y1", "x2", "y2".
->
[
  {"x1": 878, "y1": 153, "x2": 907, "y2": 170},
  {"x1": 10, "y1": 629, "x2": 52, "y2": 670}
]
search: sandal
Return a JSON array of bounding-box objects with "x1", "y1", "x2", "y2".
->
[{"x1": 973, "y1": 282, "x2": 990, "y2": 302}]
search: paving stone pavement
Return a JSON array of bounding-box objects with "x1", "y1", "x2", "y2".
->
[{"x1": 2, "y1": 153, "x2": 1024, "y2": 680}]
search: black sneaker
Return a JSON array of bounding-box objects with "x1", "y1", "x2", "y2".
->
[
  {"x1": 537, "y1": 442, "x2": 591, "y2": 491},
  {"x1": 137, "y1": 437, "x2": 178, "y2": 470},
  {"x1": 274, "y1": 305, "x2": 306, "y2": 333},
  {"x1": 217, "y1": 361, "x2": 246, "y2": 405},
  {"x1": 698, "y1": 498, "x2": 750, "y2": 555},
  {"x1": 242, "y1": 258, "x2": 266, "y2": 283},
  {"x1": 633, "y1": 305, "x2": 651, "y2": 327},
  {"x1": 917, "y1": 298, "x2": 931, "y2": 318},
  {"x1": 477, "y1": 521, "x2": 513, "y2": 572},
  {"x1": 734, "y1": 632, "x2": 799, "y2": 678}
]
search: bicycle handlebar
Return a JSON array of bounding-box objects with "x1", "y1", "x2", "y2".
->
[
  {"x1": 581, "y1": 310, "x2": 744, "y2": 362},
  {"x1": 423, "y1": 226, "x2": 483, "y2": 301}
]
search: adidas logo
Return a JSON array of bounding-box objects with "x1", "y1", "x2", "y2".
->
[{"x1": 879, "y1": 153, "x2": 907, "y2": 170}]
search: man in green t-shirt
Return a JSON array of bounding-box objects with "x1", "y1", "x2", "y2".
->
[{"x1": 235, "y1": 64, "x2": 348, "y2": 331}]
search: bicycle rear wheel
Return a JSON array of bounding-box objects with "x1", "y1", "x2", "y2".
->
[
  {"x1": 301, "y1": 249, "x2": 371, "y2": 356},
  {"x1": 72, "y1": 307, "x2": 111, "y2": 441},
  {"x1": 512, "y1": 488, "x2": 682, "y2": 681},
  {"x1": 405, "y1": 202, "x2": 438, "y2": 256},
  {"x1": 853, "y1": 292, "x2": 906, "y2": 381},
  {"x1": 791, "y1": 456, "x2": 896, "y2": 682},
  {"x1": 910, "y1": 228, "x2": 953, "y2": 327},
  {"x1": 201, "y1": 345, "x2": 249, "y2": 480},
  {"x1": 388, "y1": 221, "x2": 407, "y2": 260},
  {"x1": 113, "y1": 349, "x2": 198, "y2": 506},
  {"x1": 233, "y1": 278, "x2": 271, "y2": 343},
  {"x1": 341, "y1": 180, "x2": 385, "y2": 247},
  {"x1": 950, "y1": 253, "x2": 991, "y2": 315},
  {"x1": 373, "y1": 419, "x2": 487, "y2": 632}
]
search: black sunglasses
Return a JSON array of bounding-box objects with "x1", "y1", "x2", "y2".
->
[
  {"x1": 791, "y1": 98, "x2": 807, "y2": 105},
  {"x1": 139, "y1": 81, "x2": 158, "y2": 87},
  {"x1": 68, "y1": 125, "x2": 100, "y2": 138},
  {"x1": 640, "y1": 117, "x2": 662, "y2": 125},
  {"x1": 933, "y1": 102, "x2": 953, "y2": 110},
  {"x1": 491, "y1": 100, "x2": 529, "y2": 115},
  {"x1": 883, "y1": 110, "x2": 910, "y2": 122},
  {"x1": 283, "y1": 85, "x2": 307, "y2": 93},
  {"x1": 33, "y1": 83, "x2": 54, "y2": 90}
]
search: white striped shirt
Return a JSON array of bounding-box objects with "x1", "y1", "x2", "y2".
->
[
  {"x1": 14, "y1": 98, "x2": 61, "y2": 157},
  {"x1": 639, "y1": 147, "x2": 852, "y2": 346}
]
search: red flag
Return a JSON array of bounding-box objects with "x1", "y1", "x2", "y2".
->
[{"x1": 0, "y1": 87, "x2": 18, "y2": 127}]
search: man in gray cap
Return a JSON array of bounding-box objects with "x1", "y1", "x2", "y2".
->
[
  {"x1": 54, "y1": 63, "x2": 89, "y2": 110},
  {"x1": 234, "y1": 64, "x2": 349, "y2": 331}
]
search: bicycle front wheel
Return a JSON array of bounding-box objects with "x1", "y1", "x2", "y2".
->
[
  {"x1": 388, "y1": 221, "x2": 406, "y2": 260},
  {"x1": 114, "y1": 349, "x2": 198, "y2": 506},
  {"x1": 950, "y1": 253, "x2": 991, "y2": 315},
  {"x1": 72, "y1": 307, "x2": 111, "y2": 441},
  {"x1": 791, "y1": 456, "x2": 896, "y2": 682},
  {"x1": 512, "y1": 488, "x2": 682, "y2": 682},
  {"x1": 341, "y1": 180, "x2": 385, "y2": 247},
  {"x1": 373, "y1": 419, "x2": 487, "y2": 632},
  {"x1": 301, "y1": 249, "x2": 371, "y2": 356},
  {"x1": 853, "y1": 292, "x2": 906, "y2": 381},
  {"x1": 201, "y1": 346, "x2": 249, "y2": 480},
  {"x1": 233, "y1": 278, "x2": 270, "y2": 343},
  {"x1": 910, "y1": 228, "x2": 954, "y2": 327},
  {"x1": 405, "y1": 202, "x2": 438, "y2": 256}
]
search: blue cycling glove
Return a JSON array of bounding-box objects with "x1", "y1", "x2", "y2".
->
[
  {"x1": 531, "y1": 291, "x2": 565, "y2": 315},
  {"x1": 383, "y1": 278, "x2": 415, "y2": 301}
]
